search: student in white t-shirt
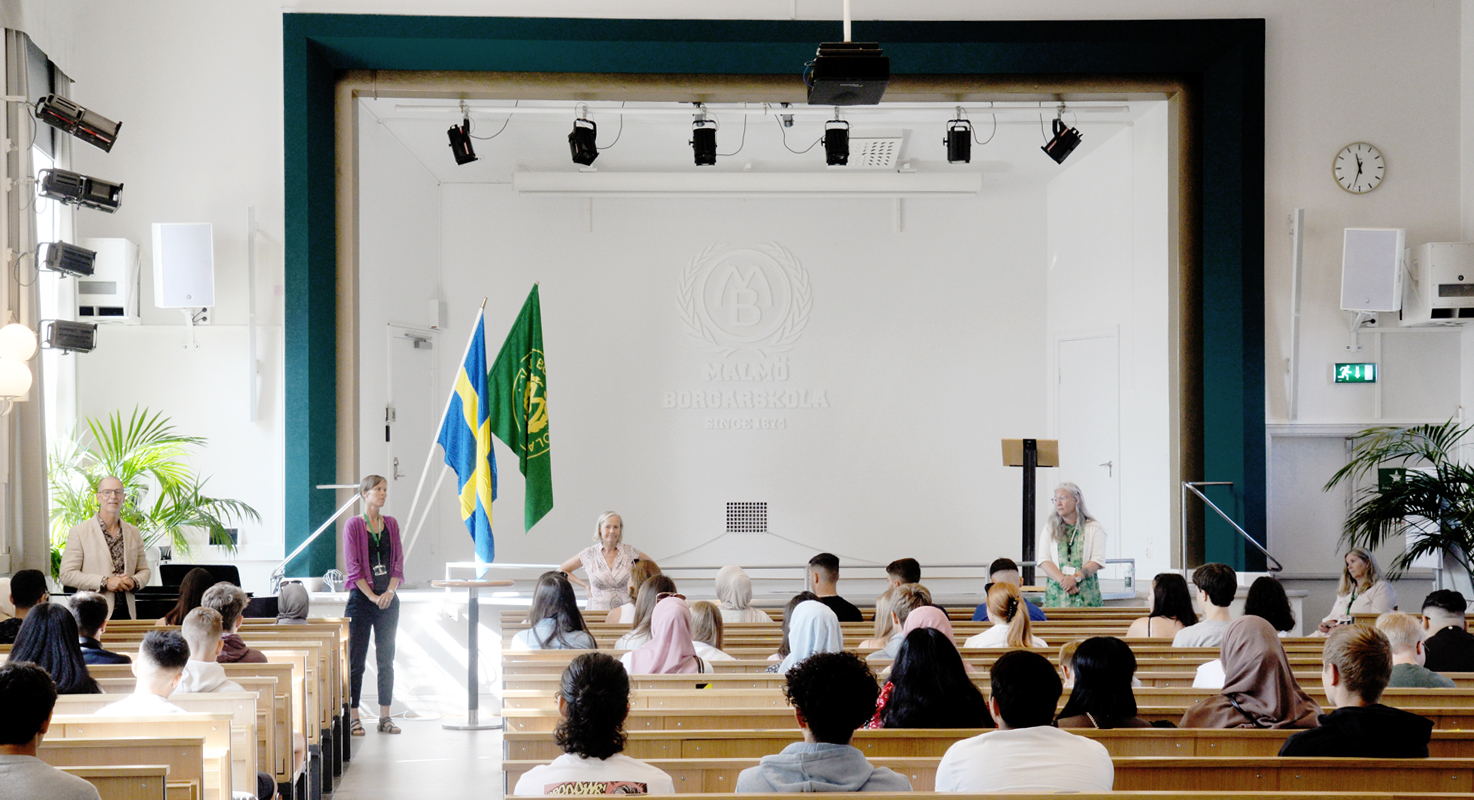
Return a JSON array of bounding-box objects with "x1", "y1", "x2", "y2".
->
[
  {"x1": 513, "y1": 653, "x2": 675, "y2": 795},
  {"x1": 96, "y1": 630, "x2": 192, "y2": 717},
  {"x1": 935, "y1": 650, "x2": 1113, "y2": 792}
]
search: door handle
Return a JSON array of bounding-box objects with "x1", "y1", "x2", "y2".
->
[
  {"x1": 1099, "y1": 461, "x2": 1113, "y2": 477},
  {"x1": 393, "y1": 457, "x2": 405, "y2": 480}
]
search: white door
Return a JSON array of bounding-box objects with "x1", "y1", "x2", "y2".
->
[
  {"x1": 386, "y1": 325, "x2": 440, "y2": 582},
  {"x1": 1056, "y1": 333, "x2": 1121, "y2": 569}
]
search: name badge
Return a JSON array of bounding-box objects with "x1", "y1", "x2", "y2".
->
[
  {"x1": 1060, "y1": 565, "x2": 1077, "y2": 577},
  {"x1": 372, "y1": 564, "x2": 388, "y2": 577}
]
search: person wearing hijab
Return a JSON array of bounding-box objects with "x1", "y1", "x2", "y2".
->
[
  {"x1": 1179, "y1": 616, "x2": 1322, "y2": 729},
  {"x1": 896, "y1": 606, "x2": 975, "y2": 673},
  {"x1": 715, "y1": 566, "x2": 770, "y2": 624},
  {"x1": 777, "y1": 600, "x2": 843, "y2": 674},
  {"x1": 622, "y1": 596, "x2": 706, "y2": 674},
  {"x1": 276, "y1": 582, "x2": 310, "y2": 624}
]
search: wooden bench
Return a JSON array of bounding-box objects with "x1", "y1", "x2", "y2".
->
[
  {"x1": 506, "y1": 727, "x2": 1474, "y2": 761},
  {"x1": 59, "y1": 765, "x2": 170, "y2": 800},
  {"x1": 505, "y1": 755, "x2": 1474, "y2": 793},
  {"x1": 51, "y1": 715, "x2": 232, "y2": 800},
  {"x1": 42, "y1": 736, "x2": 206, "y2": 800}
]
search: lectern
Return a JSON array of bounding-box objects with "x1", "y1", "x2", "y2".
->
[
  {"x1": 432, "y1": 578, "x2": 514, "y2": 730},
  {"x1": 1002, "y1": 439, "x2": 1059, "y2": 584}
]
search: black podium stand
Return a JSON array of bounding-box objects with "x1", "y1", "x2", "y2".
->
[{"x1": 1003, "y1": 438, "x2": 1059, "y2": 584}]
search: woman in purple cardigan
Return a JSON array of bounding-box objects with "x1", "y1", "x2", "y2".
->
[{"x1": 344, "y1": 474, "x2": 404, "y2": 735}]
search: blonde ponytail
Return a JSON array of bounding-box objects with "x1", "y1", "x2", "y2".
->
[{"x1": 987, "y1": 583, "x2": 1033, "y2": 648}]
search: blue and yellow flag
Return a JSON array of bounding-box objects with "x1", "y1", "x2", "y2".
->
[{"x1": 437, "y1": 312, "x2": 497, "y2": 563}]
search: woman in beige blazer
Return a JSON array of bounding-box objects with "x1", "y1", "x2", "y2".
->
[{"x1": 59, "y1": 476, "x2": 150, "y2": 619}]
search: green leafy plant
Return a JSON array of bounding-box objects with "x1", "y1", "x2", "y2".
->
[
  {"x1": 48, "y1": 407, "x2": 261, "y2": 573},
  {"x1": 1324, "y1": 419, "x2": 1474, "y2": 577}
]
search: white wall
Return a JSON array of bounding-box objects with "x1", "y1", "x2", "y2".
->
[
  {"x1": 20, "y1": 0, "x2": 1471, "y2": 588},
  {"x1": 1045, "y1": 105, "x2": 1171, "y2": 578}
]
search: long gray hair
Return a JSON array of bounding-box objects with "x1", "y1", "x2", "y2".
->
[{"x1": 1047, "y1": 482, "x2": 1096, "y2": 542}]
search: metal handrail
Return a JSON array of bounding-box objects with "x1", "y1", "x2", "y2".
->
[
  {"x1": 1181, "y1": 481, "x2": 1283, "y2": 572},
  {"x1": 269, "y1": 490, "x2": 362, "y2": 591}
]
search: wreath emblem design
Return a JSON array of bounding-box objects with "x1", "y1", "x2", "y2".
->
[{"x1": 678, "y1": 242, "x2": 813, "y2": 359}]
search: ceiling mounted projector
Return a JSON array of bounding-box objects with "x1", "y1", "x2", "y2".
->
[{"x1": 806, "y1": 42, "x2": 889, "y2": 106}]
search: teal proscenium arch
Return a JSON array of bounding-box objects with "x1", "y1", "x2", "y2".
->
[{"x1": 282, "y1": 15, "x2": 1267, "y2": 574}]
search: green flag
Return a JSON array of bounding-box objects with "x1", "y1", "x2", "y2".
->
[{"x1": 488, "y1": 284, "x2": 553, "y2": 530}]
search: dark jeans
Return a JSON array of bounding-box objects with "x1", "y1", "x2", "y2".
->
[{"x1": 347, "y1": 588, "x2": 400, "y2": 709}]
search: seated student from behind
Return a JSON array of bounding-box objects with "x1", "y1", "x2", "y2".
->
[
  {"x1": 0, "y1": 661, "x2": 102, "y2": 800},
  {"x1": 69, "y1": 591, "x2": 130, "y2": 665},
  {"x1": 737, "y1": 652, "x2": 911, "y2": 793},
  {"x1": 97, "y1": 630, "x2": 192, "y2": 716},
  {"x1": 177, "y1": 608, "x2": 245, "y2": 692},
  {"x1": 1421, "y1": 590, "x2": 1474, "y2": 673},
  {"x1": 1173, "y1": 563, "x2": 1237, "y2": 648},
  {"x1": 0, "y1": 569, "x2": 48, "y2": 645},
  {"x1": 935, "y1": 650, "x2": 1113, "y2": 792},
  {"x1": 513, "y1": 653, "x2": 674, "y2": 795},
  {"x1": 865, "y1": 584, "x2": 932, "y2": 662},
  {"x1": 689, "y1": 601, "x2": 736, "y2": 662},
  {"x1": 1378, "y1": 612, "x2": 1455, "y2": 688},
  {"x1": 972, "y1": 559, "x2": 1047, "y2": 622},
  {"x1": 1279, "y1": 624, "x2": 1432, "y2": 757},
  {"x1": 202, "y1": 583, "x2": 268, "y2": 663},
  {"x1": 885, "y1": 558, "x2": 920, "y2": 589},
  {"x1": 807, "y1": 553, "x2": 863, "y2": 622}
]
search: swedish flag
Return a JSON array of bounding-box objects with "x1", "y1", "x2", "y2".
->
[{"x1": 437, "y1": 312, "x2": 497, "y2": 563}]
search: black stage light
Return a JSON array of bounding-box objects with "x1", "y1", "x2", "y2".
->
[
  {"x1": 569, "y1": 118, "x2": 598, "y2": 166},
  {"x1": 1041, "y1": 117, "x2": 1083, "y2": 164},
  {"x1": 36, "y1": 94, "x2": 121, "y2": 152},
  {"x1": 38, "y1": 168, "x2": 122, "y2": 213},
  {"x1": 946, "y1": 119, "x2": 972, "y2": 164},
  {"x1": 40, "y1": 242, "x2": 96, "y2": 278},
  {"x1": 691, "y1": 119, "x2": 718, "y2": 166},
  {"x1": 42, "y1": 319, "x2": 97, "y2": 354},
  {"x1": 824, "y1": 119, "x2": 850, "y2": 166},
  {"x1": 447, "y1": 118, "x2": 477, "y2": 165}
]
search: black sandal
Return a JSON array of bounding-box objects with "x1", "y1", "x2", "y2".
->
[
  {"x1": 377, "y1": 717, "x2": 401, "y2": 734},
  {"x1": 349, "y1": 718, "x2": 365, "y2": 737}
]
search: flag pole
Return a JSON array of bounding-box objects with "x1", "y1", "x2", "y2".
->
[
  {"x1": 400, "y1": 298, "x2": 488, "y2": 553},
  {"x1": 401, "y1": 463, "x2": 451, "y2": 563}
]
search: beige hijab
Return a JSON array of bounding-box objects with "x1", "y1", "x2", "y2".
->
[
  {"x1": 715, "y1": 566, "x2": 769, "y2": 623},
  {"x1": 1179, "y1": 616, "x2": 1321, "y2": 729}
]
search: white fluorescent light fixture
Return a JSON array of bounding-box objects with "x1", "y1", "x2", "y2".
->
[{"x1": 512, "y1": 171, "x2": 982, "y2": 197}]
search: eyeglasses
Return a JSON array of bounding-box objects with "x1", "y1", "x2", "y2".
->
[
  {"x1": 657, "y1": 592, "x2": 686, "y2": 601},
  {"x1": 98, "y1": 489, "x2": 126, "y2": 497}
]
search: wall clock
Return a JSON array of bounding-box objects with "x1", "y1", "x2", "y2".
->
[{"x1": 1333, "y1": 142, "x2": 1384, "y2": 194}]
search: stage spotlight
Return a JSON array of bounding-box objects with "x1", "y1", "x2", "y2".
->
[
  {"x1": 36, "y1": 94, "x2": 121, "y2": 152},
  {"x1": 1041, "y1": 116, "x2": 1083, "y2": 164},
  {"x1": 691, "y1": 119, "x2": 718, "y2": 166},
  {"x1": 42, "y1": 319, "x2": 97, "y2": 354},
  {"x1": 945, "y1": 119, "x2": 972, "y2": 164},
  {"x1": 569, "y1": 118, "x2": 598, "y2": 166},
  {"x1": 38, "y1": 168, "x2": 122, "y2": 213},
  {"x1": 824, "y1": 119, "x2": 850, "y2": 166},
  {"x1": 447, "y1": 118, "x2": 477, "y2": 165},
  {"x1": 40, "y1": 242, "x2": 96, "y2": 278}
]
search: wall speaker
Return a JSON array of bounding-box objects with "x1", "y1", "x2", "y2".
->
[
  {"x1": 151, "y1": 223, "x2": 215, "y2": 308},
  {"x1": 1341, "y1": 227, "x2": 1405, "y2": 312}
]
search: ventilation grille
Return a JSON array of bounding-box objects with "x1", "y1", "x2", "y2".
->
[
  {"x1": 726, "y1": 502, "x2": 768, "y2": 533},
  {"x1": 850, "y1": 131, "x2": 905, "y2": 168}
]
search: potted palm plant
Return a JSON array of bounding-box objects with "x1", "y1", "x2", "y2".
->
[
  {"x1": 48, "y1": 407, "x2": 260, "y2": 579},
  {"x1": 1324, "y1": 419, "x2": 1474, "y2": 596}
]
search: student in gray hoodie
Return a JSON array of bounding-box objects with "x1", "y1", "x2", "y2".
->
[{"x1": 736, "y1": 651, "x2": 912, "y2": 793}]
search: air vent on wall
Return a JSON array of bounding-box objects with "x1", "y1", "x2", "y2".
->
[
  {"x1": 726, "y1": 502, "x2": 768, "y2": 533},
  {"x1": 849, "y1": 130, "x2": 904, "y2": 168}
]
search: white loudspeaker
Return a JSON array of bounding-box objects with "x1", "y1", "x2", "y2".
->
[
  {"x1": 152, "y1": 223, "x2": 215, "y2": 308},
  {"x1": 1341, "y1": 227, "x2": 1404, "y2": 312}
]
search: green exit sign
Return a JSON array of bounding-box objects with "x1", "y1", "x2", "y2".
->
[{"x1": 1335, "y1": 363, "x2": 1377, "y2": 383}]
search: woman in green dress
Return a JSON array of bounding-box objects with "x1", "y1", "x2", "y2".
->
[{"x1": 1037, "y1": 482, "x2": 1106, "y2": 608}]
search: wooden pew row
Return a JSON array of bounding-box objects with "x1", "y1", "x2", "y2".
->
[
  {"x1": 56, "y1": 694, "x2": 256, "y2": 797},
  {"x1": 43, "y1": 738, "x2": 203, "y2": 800},
  {"x1": 501, "y1": 655, "x2": 1333, "y2": 676},
  {"x1": 500, "y1": 686, "x2": 1474, "y2": 713},
  {"x1": 91, "y1": 662, "x2": 295, "y2": 787},
  {"x1": 502, "y1": 670, "x2": 1474, "y2": 692},
  {"x1": 499, "y1": 607, "x2": 1156, "y2": 626},
  {"x1": 59, "y1": 765, "x2": 170, "y2": 800},
  {"x1": 505, "y1": 756, "x2": 1474, "y2": 794},
  {"x1": 506, "y1": 727, "x2": 1474, "y2": 761},
  {"x1": 50, "y1": 717, "x2": 230, "y2": 800},
  {"x1": 500, "y1": 704, "x2": 1474, "y2": 732}
]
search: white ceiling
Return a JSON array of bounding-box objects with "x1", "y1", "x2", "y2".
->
[{"x1": 359, "y1": 98, "x2": 1165, "y2": 186}]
